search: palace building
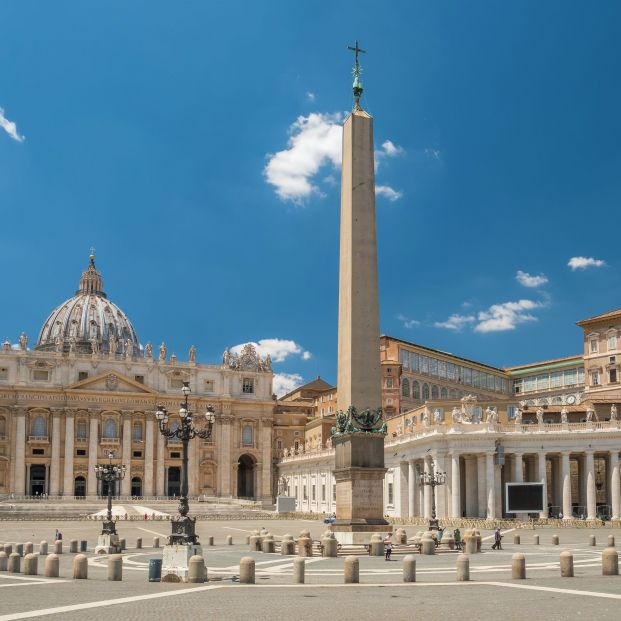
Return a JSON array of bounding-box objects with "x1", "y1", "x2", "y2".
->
[{"x1": 0, "y1": 254, "x2": 276, "y2": 503}]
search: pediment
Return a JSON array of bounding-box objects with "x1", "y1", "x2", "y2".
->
[{"x1": 66, "y1": 371, "x2": 158, "y2": 395}]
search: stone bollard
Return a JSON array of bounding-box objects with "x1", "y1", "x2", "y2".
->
[
  {"x1": 120, "y1": 539, "x2": 126, "y2": 551},
  {"x1": 513, "y1": 535, "x2": 520, "y2": 545},
  {"x1": 602, "y1": 547, "x2": 619, "y2": 576},
  {"x1": 15, "y1": 544, "x2": 24, "y2": 557},
  {"x1": 8, "y1": 552, "x2": 20, "y2": 573},
  {"x1": 54, "y1": 541, "x2": 63, "y2": 555},
  {"x1": 136, "y1": 538, "x2": 142, "y2": 549},
  {"x1": 70, "y1": 539, "x2": 78, "y2": 554},
  {"x1": 45, "y1": 554, "x2": 59, "y2": 578},
  {"x1": 281, "y1": 535, "x2": 295, "y2": 556},
  {"x1": 188, "y1": 555, "x2": 205, "y2": 583},
  {"x1": 396, "y1": 529, "x2": 407, "y2": 545},
  {"x1": 38, "y1": 540, "x2": 48, "y2": 556},
  {"x1": 456, "y1": 554, "x2": 470, "y2": 581},
  {"x1": 560, "y1": 551, "x2": 574, "y2": 577},
  {"x1": 369, "y1": 534, "x2": 384, "y2": 557},
  {"x1": 208, "y1": 536, "x2": 214, "y2": 547},
  {"x1": 3, "y1": 544, "x2": 12, "y2": 556},
  {"x1": 73, "y1": 554, "x2": 88, "y2": 579},
  {"x1": 262, "y1": 535, "x2": 275, "y2": 554},
  {"x1": 23, "y1": 553, "x2": 38, "y2": 576},
  {"x1": 24, "y1": 542, "x2": 34, "y2": 555},
  {"x1": 512, "y1": 553, "x2": 526, "y2": 579},
  {"x1": 344, "y1": 556, "x2": 359, "y2": 584},
  {"x1": 297, "y1": 536, "x2": 313, "y2": 557},
  {"x1": 552, "y1": 535, "x2": 559, "y2": 546},
  {"x1": 299, "y1": 529, "x2": 311, "y2": 540},
  {"x1": 249, "y1": 535, "x2": 262, "y2": 552},
  {"x1": 108, "y1": 555, "x2": 123, "y2": 581},
  {"x1": 441, "y1": 533, "x2": 455, "y2": 550},
  {"x1": 293, "y1": 557, "x2": 305, "y2": 584},
  {"x1": 533, "y1": 535, "x2": 539, "y2": 546},
  {"x1": 474, "y1": 529, "x2": 482, "y2": 552},
  {"x1": 421, "y1": 537, "x2": 435, "y2": 555},
  {"x1": 589, "y1": 535, "x2": 596, "y2": 547},
  {"x1": 226, "y1": 535, "x2": 233, "y2": 546},
  {"x1": 153, "y1": 537, "x2": 160, "y2": 549},
  {"x1": 322, "y1": 534, "x2": 338, "y2": 558},
  {"x1": 239, "y1": 557, "x2": 255, "y2": 584},
  {"x1": 0, "y1": 551, "x2": 7, "y2": 571},
  {"x1": 403, "y1": 555, "x2": 417, "y2": 582},
  {"x1": 464, "y1": 535, "x2": 477, "y2": 555},
  {"x1": 608, "y1": 535, "x2": 615, "y2": 547}
]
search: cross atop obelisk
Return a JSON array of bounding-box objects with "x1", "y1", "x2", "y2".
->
[{"x1": 347, "y1": 40, "x2": 366, "y2": 111}]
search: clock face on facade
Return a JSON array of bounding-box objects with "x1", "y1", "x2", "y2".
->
[{"x1": 566, "y1": 395, "x2": 576, "y2": 405}]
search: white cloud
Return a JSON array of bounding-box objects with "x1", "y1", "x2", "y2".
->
[
  {"x1": 568, "y1": 256, "x2": 606, "y2": 271},
  {"x1": 230, "y1": 338, "x2": 311, "y2": 363},
  {"x1": 379, "y1": 140, "x2": 404, "y2": 158},
  {"x1": 264, "y1": 112, "x2": 343, "y2": 202},
  {"x1": 0, "y1": 107, "x2": 24, "y2": 143},
  {"x1": 516, "y1": 270, "x2": 548, "y2": 288},
  {"x1": 376, "y1": 185, "x2": 402, "y2": 202},
  {"x1": 398, "y1": 314, "x2": 420, "y2": 329},
  {"x1": 273, "y1": 373, "x2": 304, "y2": 397},
  {"x1": 434, "y1": 314, "x2": 476, "y2": 331},
  {"x1": 424, "y1": 148, "x2": 441, "y2": 160},
  {"x1": 306, "y1": 92, "x2": 316, "y2": 102},
  {"x1": 474, "y1": 299, "x2": 544, "y2": 333}
]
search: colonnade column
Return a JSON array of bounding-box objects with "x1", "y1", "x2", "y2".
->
[
  {"x1": 537, "y1": 451, "x2": 548, "y2": 518},
  {"x1": 63, "y1": 410, "x2": 75, "y2": 496},
  {"x1": 49, "y1": 409, "x2": 62, "y2": 496},
  {"x1": 423, "y1": 456, "x2": 432, "y2": 519},
  {"x1": 513, "y1": 452, "x2": 524, "y2": 519},
  {"x1": 156, "y1": 428, "x2": 165, "y2": 496},
  {"x1": 12, "y1": 407, "x2": 26, "y2": 495},
  {"x1": 585, "y1": 450, "x2": 596, "y2": 520},
  {"x1": 486, "y1": 452, "x2": 496, "y2": 519},
  {"x1": 219, "y1": 414, "x2": 232, "y2": 497},
  {"x1": 450, "y1": 453, "x2": 461, "y2": 518},
  {"x1": 477, "y1": 455, "x2": 486, "y2": 518},
  {"x1": 143, "y1": 417, "x2": 154, "y2": 497},
  {"x1": 561, "y1": 452, "x2": 572, "y2": 520},
  {"x1": 434, "y1": 453, "x2": 447, "y2": 518},
  {"x1": 408, "y1": 460, "x2": 416, "y2": 517},
  {"x1": 87, "y1": 410, "x2": 99, "y2": 496},
  {"x1": 188, "y1": 436, "x2": 198, "y2": 496},
  {"x1": 399, "y1": 461, "x2": 409, "y2": 518},
  {"x1": 610, "y1": 451, "x2": 620, "y2": 520},
  {"x1": 121, "y1": 411, "x2": 132, "y2": 496}
]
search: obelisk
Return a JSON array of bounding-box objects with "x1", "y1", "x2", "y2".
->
[{"x1": 331, "y1": 41, "x2": 390, "y2": 544}]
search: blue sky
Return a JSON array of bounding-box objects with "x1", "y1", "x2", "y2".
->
[{"x1": 1, "y1": 1, "x2": 620, "y2": 395}]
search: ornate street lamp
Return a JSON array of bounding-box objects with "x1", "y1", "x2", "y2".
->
[
  {"x1": 420, "y1": 463, "x2": 446, "y2": 531},
  {"x1": 155, "y1": 381, "x2": 215, "y2": 545},
  {"x1": 94, "y1": 450, "x2": 126, "y2": 536}
]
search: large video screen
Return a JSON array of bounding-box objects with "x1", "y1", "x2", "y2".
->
[{"x1": 506, "y1": 483, "x2": 544, "y2": 513}]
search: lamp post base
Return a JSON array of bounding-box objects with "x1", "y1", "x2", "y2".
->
[
  {"x1": 161, "y1": 543, "x2": 203, "y2": 582},
  {"x1": 95, "y1": 533, "x2": 121, "y2": 555}
]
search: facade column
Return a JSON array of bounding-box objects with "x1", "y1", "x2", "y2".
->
[
  {"x1": 144, "y1": 417, "x2": 154, "y2": 497},
  {"x1": 188, "y1": 436, "x2": 198, "y2": 496},
  {"x1": 464, "y1": 457, "x2": 478, "y2": 517},
  {"x1": 13, "y1": 407, "x2": 26, "y2": 495},
  {"x1": 477, "y1": 454, "x2": 486, "y2": 518},
  {"x1": 513, "y1": 453, "x2": 524, "y2": 482},
  {"x1": 423, "y1": 456, "x2": 432, "y2": 519},
  {"x1": 156, "y1": 427, "x2": 165, "y2": 496},
  {"x1": 63, "y1": 410, "x2": 75, "y2": 496},
  {"x1": 585, "y1": 450, "x2": 596, "y2": 520},
  {"x1": 49, "y1": 409, "x2": 62, "y2": 496},
  {"x1": 121, "y1": 412, "x2": 132, "y2": 496},
  {"x1": 561, "y1": 451, "x2": 572, "y2": 519},
  {"x1": 451, "y1": 453, "x2": 461, "y2": 518},
  {"x1": 408, "y1": 460, "x2": 416, "y2": 517},
  {"x1": 486, "y1": 452, "x2": 496, "y2": 519},
  {"x1": 260, "y1": 418, "x2": 273, "y2": 503},
  {"x1": 537, "y1": 451, "x2": 548, "y2": 518},
  {"x1": 219, "y1": 413, "x2": 232, "y2": 497},
  {"x1": 87, "y1": 411, "x2": 99, "y2": 496},
  {"x1": 399, "y1": 461, "x2": 409, "y2": 518},
  {"x1": 610, "y1": 451, "x2": 620, "y2": 520},
  {"x1": 434, "y1": 453, "x2": 447, "y2": 518}
]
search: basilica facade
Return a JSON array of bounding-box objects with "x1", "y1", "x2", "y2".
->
[{"x1": 0, "y1": 254, "x2": 276, "y2": 503}]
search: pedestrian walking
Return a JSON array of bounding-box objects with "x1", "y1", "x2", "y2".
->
[
  {"x1": 384, "y1": 533, "x2": 393, "y2": 561},
  {"x1": 491, "y1": 528, "x2": 502, "y2": 550},
  {"x1": 454, "y1": 528, "x2": 462, "y2": 550}
]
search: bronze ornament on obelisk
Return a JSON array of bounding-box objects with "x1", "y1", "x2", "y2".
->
[{"x1": 330, "y1": 41, "x2": 391, "y2": 544}]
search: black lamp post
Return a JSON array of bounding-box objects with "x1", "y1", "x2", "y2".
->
[
  {"x1": 420, "y1": 463, "x2": 446, "y2": 531},
  {"x1": 94, "y1": 450, "x2": 126, "y2": 535},
  {"x1": 155, "y1": 381, "x2": 215, "y2": 545}
]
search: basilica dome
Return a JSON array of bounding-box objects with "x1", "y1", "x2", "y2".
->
[{"x1": 36, "y1": 253, "x2": 140, "y2": 355}]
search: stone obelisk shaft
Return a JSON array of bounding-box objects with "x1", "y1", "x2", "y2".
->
[{"x1": 337, "y1": 109, "x2": 381, "y2": 412}]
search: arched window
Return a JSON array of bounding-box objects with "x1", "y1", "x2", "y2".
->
[
  {"x1": 76, "y1": 420, "x2": 87, "y2": 439},
  {"x1": 31, "y1": 416, "x2": 46, "y2": 437},
  {"x1": 440, "y1": 387, "x2": 448, "y2": 399},
  {"x1": 431, "y1": 385, "x2": 439, "y2": 399},
  {"x1": 132, "y1": 422, "x2": 143, "y2": 441},
  {"x1": 422, "y1": 384, "x2": 430, "y2": 400},
  {"x1": 401, "y1": 378, "x2": 410, "y2": 398},
  {"x1": 242, "y1": 425, "x2": 253, "y2": 446},
  {"x1": 412, "y1": 381, "x2": 420, "y2": 400},
  {"x1": 103, "y1": 418, "x2": 118, "y2": 439}
]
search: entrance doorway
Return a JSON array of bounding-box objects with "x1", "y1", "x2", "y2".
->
[
  {"x1": 131, "y1": 477, "x2": 142, "y2": 497},
  {"x1": 237, "y1": 454, "x2": 255, "y2": 499},
  {"x1": 74, "y1": 476, "x2": 86, "y2": 497},
  {"x1": 29, "y1": 465, "x2": 46, "y2": 496},
  {"x1": 101, "y1": 479, "x2": 117, "y2": 497},
  {"x1": 167, "y1": 467, "x2": 181, "y2": 497}
]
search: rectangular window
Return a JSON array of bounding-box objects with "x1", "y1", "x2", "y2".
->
[
  {"x1": 564, "y1": 368, "x2": 577, "y2": 386},
  {"x1": 134, "y1": 375, "x2": 144, "y2": 384},
  {"x1": 332, "y1": 483, "x2": 337, "y2": 501},
  {"x1": 78, "y1": 371, "x2": 88, "y2": 381},
  {"x1": 523, "y1": 376, "x2": 536, "y2": 392},
  {"x1": 610, "y1": 356, "x2": 616, "y2": 364},
  {"x1": 447, "y1": 363, "x2": 457, "y2": 381},
  {"x1": 170, "y1": 378, "x2": 184, "y2": 389},
  {"x1": 536, "y1": 374, "x2": 549, "y2": 390},
  {"x1": 513, "y1": 379, "x2": 522, "y2": 394},
  {"x1": 242, "y1": 378, "x2": 254, "y2": 394},
  {"x1": 495, "y1": 376, "x2": 502, "y2": 392},
  {"x1": 388, "y1": 482, "x2": 394, "y2": 505},
  {"x1": 410, "y1": 352, "x2": 419, "y2": 372},
  {"x1": 591, "y1": 339, "x2": 599, "y2": 353},
  {"x1": 550, "y1": 371, "x2": 562, "y2": 388},
  {"x1": 322, "y1": 483, "x2": 326, "y2": 502},
  {"x1": 507, "y1": 406, "x2": 517, "y2": 419},
  {"x1": 33, "y1": 370, "x2": 49, "y2": 382},
  {"x1": 610, "y1": 369, "x2": 618, "y2": 383},
  {"x1": 76, "y1": 449, "x2": 86, "y2": 456},
  {"x1": 429, "y1": 358, "x2": 438, "y2": 376},
  {"x1": 0, "y1": 368, "x2": 7, "y2": 380},
  {"x1": 32, "y1": 448, "x2": 44, "y2": 456},
  {"x1": 577, "y1": 367, "x2": 585, "y2": 385},
  {"x1": 170, "y1": 451, "x2": 181, "y2": 459},
  {"x1": 438, "y1": 360, "x2": 447, "y2": 378},
  {"x1": 608, "y1": 336, "x2": 617, "y2": 351},
  {"x1": 386, "y1": 378, "x2": 393, "y2": 388},
  {"x1": 303, "y1": 485, "x2": 308, "y2": 500},
  {"x1": 420, "y1": 356, "x2": 429, "y2": 374},
  {"x1": 487, "y1": 374, "x2": 495, "y2": 390},
  {"x1": 400, "y1": 348, "x2": 410, "y2": 370},
  {"x1": 463, "y1": 367, "x2": 472, "y2": 385},
  {"x1": 591, "y1": 371, "x2": 600, "y2": 386},
  {"x1": 132, "y1": 450, "x2": 143, "y2": 458},
  {"x1": 311, "y1": 485, "x2": 316, "y2": 501}
]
